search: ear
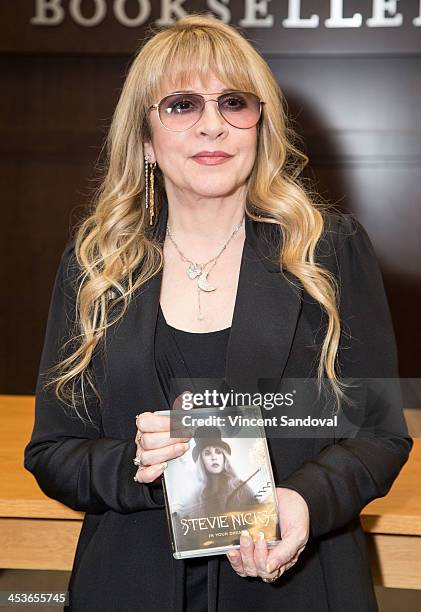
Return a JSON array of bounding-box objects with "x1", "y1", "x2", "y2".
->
[{"x1": 143, "y1": 141, "x2": 156, "y2": 164}]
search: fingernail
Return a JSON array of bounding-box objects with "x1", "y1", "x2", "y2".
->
[
  {"x1": 266, "y1": 561, "x2": 277, "y2": 574},
  {"x1": 258, "y1": 531, "x2": 265, "y2": 541},
  {"x1": 241, "y1": 530, "x2": 249, "y2": 537},
  {"x1": 161, "y1": 462, "x2": 167, "y2": 470}
]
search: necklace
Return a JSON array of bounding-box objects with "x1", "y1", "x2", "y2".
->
[{"x1": 165, "y1": 214, "x2": 245, "y2": 321}]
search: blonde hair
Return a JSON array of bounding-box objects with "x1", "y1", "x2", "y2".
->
[{"x1": 43, "y1": 13, "x2": 351, "y2": 424}]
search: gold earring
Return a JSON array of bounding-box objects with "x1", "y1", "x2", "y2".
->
[
  {"x1": 149, "y1": 161, "x2": 156, "y2": 226},
  {"x1": 144, "y1": 154, "x2": 156, "y2": 226}
]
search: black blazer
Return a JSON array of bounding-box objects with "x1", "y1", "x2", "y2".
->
[{"x1": 24, "y1": 198, "x2": 412, "y2": 612}]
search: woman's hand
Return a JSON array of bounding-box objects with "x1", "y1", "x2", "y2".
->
[
  {"x1": 226, "y1": 487, "x2": 309, "y2": 582},
  {"x1": 133, "y1": 411, "x2": 190, "y2": 484}
]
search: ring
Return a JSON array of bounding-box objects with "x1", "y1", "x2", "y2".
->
[
  {"x1": 136, "y1": 430, "x2": 144, "y2": 444},
  {"x1": 133, "y1": 457, "x2": 142, "y2": 466},
  {"x1": 262, "y1": 567, "x2": 281, "y2": 583}
]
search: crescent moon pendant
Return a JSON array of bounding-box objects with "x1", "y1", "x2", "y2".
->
[{"x1": 198, "y1": 272, "x2": 216, "y2": 292}]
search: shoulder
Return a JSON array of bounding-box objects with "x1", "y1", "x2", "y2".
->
[
  {"x1": 317, "y1": 210, "x2": 360, "y2": 254},
  {"x1": 254, "y1": 210, "x2": 366, "y2": 258},
  {"x1": 62, "y1": 237, "x2": 76, "y2": 260},
  {"x1": 60, "y1": 238, "x2": 77, "y2": 269},
  {"x1": 316, "y1": 210, "x2": 377, "y2": 276},
  {"x1": 55, "y1": 238, "x2": 81, "y2": 296}
]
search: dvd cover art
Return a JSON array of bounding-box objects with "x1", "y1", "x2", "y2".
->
[{"x1": 156, "y1": 405, "x2": 281, "y2": 559}]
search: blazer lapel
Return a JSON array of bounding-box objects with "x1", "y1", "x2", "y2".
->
[{"x1": 225, "y1": 213, "x2": 303, "y2": 394}]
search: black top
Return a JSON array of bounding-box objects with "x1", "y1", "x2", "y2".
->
[
  {"x1": 155, "y1": 303, "x2": 231, "y2": 409},
  {"x1": 154, "y1": 304, "x2": 231, "y2": 612}
]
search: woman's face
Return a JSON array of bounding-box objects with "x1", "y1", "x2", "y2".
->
[
  {"x1": 201, "y1": 446, "x2": 224, "y2": 474},
  {"x1": 144, "y1": 72, "x2": 258, "y2": 201}
]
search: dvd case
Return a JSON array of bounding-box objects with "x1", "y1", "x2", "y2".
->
[{"x1": 155, "y1": 405, "x2": 281, "y2": 559}]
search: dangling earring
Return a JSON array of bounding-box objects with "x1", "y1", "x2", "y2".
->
[{"x1": 144, "y1": 153, "x2": 156, "y2": 226}]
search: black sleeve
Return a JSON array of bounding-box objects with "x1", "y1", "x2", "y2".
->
[
  {"x1": 278, "y1": 214, "x2": 413, "y2": 538},
  {"x1": 23, "y1": 241, "x2": 164, "y2": 514}
]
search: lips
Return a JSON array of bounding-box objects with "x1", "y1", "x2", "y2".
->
[
  {"x1": 192, "y1": 152, "x2": 233, "y2": 166},
  {"x1": 193, "y1": 151, "x2": 232, "y2": 158}
]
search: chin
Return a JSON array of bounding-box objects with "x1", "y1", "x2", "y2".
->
[
  {"x1": 166, "y1": 173, "x2": 235, "y2": 196},
  {"x1": 189, "y1": 179, "x2": 238, "y2": 196}
]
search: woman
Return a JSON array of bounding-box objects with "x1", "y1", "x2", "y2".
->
[
  {"x1": 186, "y1": 426, "x2": 258, "y2": 517},
  {"x1": 24, "y1": 13, "x2": 412, "y2": 612}
]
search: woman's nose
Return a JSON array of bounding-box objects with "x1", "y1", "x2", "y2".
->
[{"x1": 197, "y1": 100, "x2": 227, "y2": 132}]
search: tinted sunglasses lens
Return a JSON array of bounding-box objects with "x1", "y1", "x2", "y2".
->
[
  {"x1": 219, "y1": 92, "x2": 261, "y2": 128},
  {"x1": 158, "y1": 92, "x2": 261, "y2": 130},
  {"x1": 159, "y1": 94, "x2": 203, "y2": 130}
]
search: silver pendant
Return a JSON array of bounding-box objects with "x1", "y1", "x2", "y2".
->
[
  {"x1": 198, "y1": 271, "x2": 216, "y2": 292},
  {"x1": 187, "y1": 263, "x2": 202, "y2": 279}
]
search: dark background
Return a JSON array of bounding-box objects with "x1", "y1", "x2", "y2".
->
[{"x1": 1, "y1": 1, "x2": 420, "y2": 396}]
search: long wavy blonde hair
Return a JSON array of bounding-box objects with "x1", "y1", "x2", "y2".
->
[{"x1": 43, "y1": 13, "x2": 351, "y2": 424}]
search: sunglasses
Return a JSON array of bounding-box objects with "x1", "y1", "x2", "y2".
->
[{"x1": 148, "y1": 91, "x2": 265, "y2": 131}]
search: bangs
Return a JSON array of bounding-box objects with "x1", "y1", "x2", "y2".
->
[{"x1": 149, "y1": 27, "x2": 258, "y2": 100}]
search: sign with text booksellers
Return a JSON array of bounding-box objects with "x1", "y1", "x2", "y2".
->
[{"x1": 2, "y1": 1, "x2": 421, "y2": 55}]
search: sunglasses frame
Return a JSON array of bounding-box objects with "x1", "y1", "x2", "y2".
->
[{"x1": 148, "y1": 90, "x2": 265, "y2": 131}]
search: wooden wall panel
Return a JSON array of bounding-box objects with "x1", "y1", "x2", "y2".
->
[{"x1": 0, "y1": 56, "x2": 123, "y2": 392}]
